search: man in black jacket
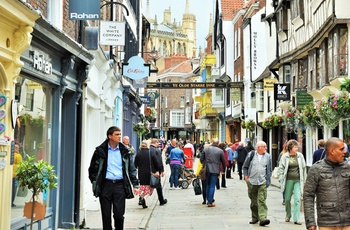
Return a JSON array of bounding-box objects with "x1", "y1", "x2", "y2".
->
[
  {"x1": 236, "y1": 142, "x2": 248, "y2": 180},
  {"x1": 88, "y1": 126, "x2": 139, "y2": 230},
  {"x1": 150, "y1": 138, "x2": 168, "y2": 205}
]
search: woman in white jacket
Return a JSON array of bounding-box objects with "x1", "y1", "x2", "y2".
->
[{"x1": 278, "y1": 139, "x2": 307, "y2": 225}]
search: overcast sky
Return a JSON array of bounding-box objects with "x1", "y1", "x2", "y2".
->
[{"x1": 142, "y1": 0, "x2": 213, "y2": 54}]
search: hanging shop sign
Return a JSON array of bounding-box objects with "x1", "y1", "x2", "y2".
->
[
  {"x1": 264, "y1": 78, "x2": 278, "y2": 91},
  {"x1": 122, "y1": 56, "x2": 150, "y2": 80},
  {"x1": 69, "y1": 0, "x2": 100, "y2": 20},
  {"x1": 274, "y1": 83, "x2": 290, "y2": 101},
  {"x1": 100, "y1": 21, "x2": 125, "y2": 46}
]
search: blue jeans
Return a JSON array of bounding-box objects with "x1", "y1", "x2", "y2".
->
[
  {"x1": 170, "y1": 164, "x2": 181, "y2": 188},
  {"x1": 206, "y1": 173, "x2": 219, "y2": 204}
]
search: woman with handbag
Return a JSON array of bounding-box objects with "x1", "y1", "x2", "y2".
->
[
  {"x1": 134, "y1": 140, "x2": 160, "y2": 208},
  {"x1": 278, "y1": 139, "x2": 306, "y2": 225}
]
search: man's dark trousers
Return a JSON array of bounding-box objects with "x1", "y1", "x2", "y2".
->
[
  {"x1": 99, "y1": 180, "x2": 126, "y2": 230},
  {"x1": 156, "y1": 184, "x2": 166, "y2": 204}
]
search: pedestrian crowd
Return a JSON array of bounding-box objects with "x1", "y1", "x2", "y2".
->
[{"x1": 87, "y1": 125, "x2": 350, "y2": 230}]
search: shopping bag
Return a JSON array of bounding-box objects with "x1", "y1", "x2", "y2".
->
[
  {"x1": 192, "y1": 178, "x2": 202, "y2": 195},
  {"x1": 272, "y1": 166, "x2": 279, "y2": 179},
  {"x1": 17, "y1": 186, "x2": 28, "y2": 197}
]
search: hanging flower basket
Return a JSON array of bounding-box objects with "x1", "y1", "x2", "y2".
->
[
  {"x1": 242, "y1": 119, "x2": 256, "y2": 132},
  {"x1": 133, "y1": 122, "x2": 148, "y2": 136},
  {"x1": 145, "y1": 108, "x2": 157, "y2": 123},
  {"x1": 317, "y1": 91, "x2": 350, "y2": 129},
  {"x1": 262, "y1": 117, "x2": 274, "y2": 129},
  {"x1": 262, "y1": 114, "x2": 283, "y2": 129},
  {"x1": 301, "y1": 102, "x2": 322, "y2": 129}
]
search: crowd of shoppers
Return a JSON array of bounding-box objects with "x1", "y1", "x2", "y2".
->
[{"x1": 88, "y1": 126, "x2": 350, "y2": 230}]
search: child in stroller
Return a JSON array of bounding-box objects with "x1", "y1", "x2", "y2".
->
[{"x1": 178, "y1": 164, "x2": 196, "y2": 189}]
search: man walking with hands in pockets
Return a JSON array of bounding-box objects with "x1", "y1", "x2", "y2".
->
[{"x1": 243, "y1": 141, "x2": 272, "y2": 226}]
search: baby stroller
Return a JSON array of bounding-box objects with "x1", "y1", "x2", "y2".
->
[{"x1": 178, "y1": 164, "x2": 196, "y2": 189}]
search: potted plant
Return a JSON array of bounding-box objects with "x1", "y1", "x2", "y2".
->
[{"x1": 16, "y1": 155, "x2": 57, "y2": 230}]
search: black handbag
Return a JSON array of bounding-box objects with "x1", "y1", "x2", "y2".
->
[
  {"x1": 192, "y1": 178, "x2": 202, "y2": 195},
  {"x1": 149, "y1": 150, "x2": 160, "y2": 188}
]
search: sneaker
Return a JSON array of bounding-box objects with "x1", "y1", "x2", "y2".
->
[
  {"x1": 259, "y1": 219, "x2": 270, "y2": 226},
  {"x1": 175, "y1": 187, "x2": 181, "y2": 190},
  {"x1": 169, "y1": 187, "x2": 173, "y2": 190}
]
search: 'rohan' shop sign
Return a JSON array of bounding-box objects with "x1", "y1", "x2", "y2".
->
[
  {"x1": 69, "y1": 0, "x2": 100, "y2": 20},
  {"x1": 30, "y1": 51, "x2": 52, "y2": 75}
]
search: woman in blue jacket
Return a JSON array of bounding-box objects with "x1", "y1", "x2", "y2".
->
[{"x1": 168, "y1": 141, "x2": 186, "y2": 189}]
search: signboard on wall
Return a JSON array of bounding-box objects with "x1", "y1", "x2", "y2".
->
[
  {"x1": 69, "y1": 0, "x2": 100, "y2": 20},
  {"x1": 100, "y1": 21, "x2": 125, "y2": 46},
  {"x1": 296, "y1": 91, "x2": 313, "y2": 110},
  {"x1": 274, "y1": 83, "x2": 290, "y2": 101}
]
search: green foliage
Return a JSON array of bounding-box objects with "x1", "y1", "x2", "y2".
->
[
  {"x1": 317, "y1": 91, "x2": 350, "y2": 129},
  {"x1": 20, "y1": 114, "x2": 45, "y2": 127},
  {"x1": 133, "y1": 122, "x2": 148, "y2": 136},
  {"x1": 262, "y1": 114, "x2": 283, "y2": 129},
  {"x1": 241, "y1": 119, "x2": 256, "y2": 132},
  {"x1": 302, "y1": 102, "x2": 322, "y2": 129},
  {"x1": 340, "y1": 77, "x2": 350, "y2": 91},
  {"x1": 16, "y1": 155, "x2": 57, "y2": 196}
]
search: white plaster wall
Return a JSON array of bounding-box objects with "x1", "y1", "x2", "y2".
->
[
  {"x1": 80, "y1": 48, "x2": 119, "y2": 212},
  {"x1": 334, "y1": 0, "x2": 350, "y2": 19},
  {"x1": 251, "y1": 7, "x2": 276, "y2": 82}
]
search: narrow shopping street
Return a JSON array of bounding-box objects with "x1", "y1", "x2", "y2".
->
[{"x1": 82, "y1": 159, "x2": 306, "y2": 230}]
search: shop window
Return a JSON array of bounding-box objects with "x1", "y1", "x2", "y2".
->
[
  {"x1": 298, "y1": 58, "x2": 308, "y2": 88},
  {"x1": 234, "y1": 29, "x2": 241, "y2": 59},
  {"x1": 220, "y1": 39, "x2": 225, "y2": 66},
  {"x1": 328, "y1": 33, "x2": 334, "y2": 80},
  {"x1": 291, "y1": 0, "x2": 304, "y2": 28},
  {"x1": 308, "y1": 50, "x2": 316, "y2": 91},
  {"x1": 319, "y1": 41, "x2": 327, "y2": 87},
  {"x1": 180, "y1": 96, "x2": 185, "y2": 108},
  {"x1": 214, "y1": 88, "x2": 223, "y2": 102},
  {"x1": 170, "y1": 111, "x2": 184, "y2": 127},
  {"x1": 339, "y1": 28, "x2": 348, "y2": 76},
  {"x1": 277, "y1": 7, "x2": 288, "y2": 40},
  {"x1": 284, "y1": 65, "x2": 291, "y2": 83},
  {"x1": 12, "y1": 77, "x2": 52, "y2": 220}
]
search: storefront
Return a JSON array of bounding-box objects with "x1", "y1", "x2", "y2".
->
[
  {"x1": 0, "y1": 1, "x2": 39, "y2": 229},
  {"x1": 10, "y1": 18, "x2": 92, "y2": 229}
]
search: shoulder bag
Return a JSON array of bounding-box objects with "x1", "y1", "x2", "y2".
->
[
  {"x1": 149, "y1": 150, "x2": 160, "y2": 188},
  {"x1": 199, "y1": 163, "x2": 207, "y2": 180}
]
